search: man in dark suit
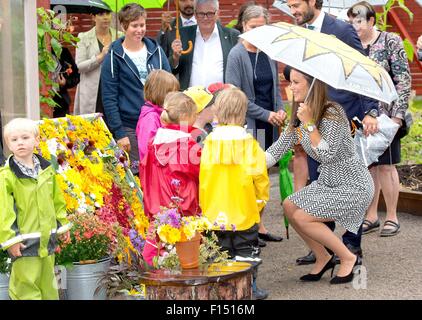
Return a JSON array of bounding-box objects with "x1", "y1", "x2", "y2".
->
[
  {"x1": 170, "y1": 0, "x2": 240, "y2": 90},
  {"x1": 285, "y1": 0, "x2": 379, "y2": 265},
  {"x1": 156, "y1": 0, "x2": 197, "y2": 58}
]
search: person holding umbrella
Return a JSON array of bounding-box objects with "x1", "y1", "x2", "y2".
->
[
  {"x1": 74, "y1": 6, "x2": 123, "y2": 116},
  {"x1": 266, "y1": 68, "x2": 374, "y2": 284},
  {"x1": 157, "y1": 0, "x2": 197, "y2": 58},
  {"x1": 101, "y1": 3, "x2": 171, "y2": 174},
  {"x1": 285, "y1": 0, "x2": 379, "y2": 266}
]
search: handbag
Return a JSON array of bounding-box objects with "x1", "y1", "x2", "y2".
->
[
  {"x1": 353, "y1": 114, "x2": 400, "y2": 167},
  {"x1": 396, "y1": 110, "x2": 413, "y2": 139}
]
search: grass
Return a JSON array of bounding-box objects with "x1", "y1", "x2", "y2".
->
[{"x1": 401, "y1": 98, "x2": 422, "y2": 165}]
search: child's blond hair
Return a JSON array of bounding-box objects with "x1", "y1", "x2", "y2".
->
[
  {"x1": 3, "y1": 118, "x2": 39, "y2": 142},
  {"x1": 144, "y1": 70, "x2": 180, "y2": 106},
  {"x1": 161, "y1": 92, "x2": 197, "y2": 125},
  {"x1": 214, "y1": 87, "x2": 247, "y2": 126}
]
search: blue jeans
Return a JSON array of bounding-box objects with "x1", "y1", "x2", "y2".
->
[{"x1": 308, "y1": 156, "x2": 363, "y2": 248}]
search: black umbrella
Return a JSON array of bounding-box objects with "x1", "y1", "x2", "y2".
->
[{"x1": 50, "y1": 0, "x2": 112, "y2": 14}]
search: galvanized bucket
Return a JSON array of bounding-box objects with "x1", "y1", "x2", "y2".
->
[
  {"x1": 65, "y1": 257, "x2": 111, "y2": 300},
  {"x1": 0, "y1": 273, "x2": 10, "y2": 300}
]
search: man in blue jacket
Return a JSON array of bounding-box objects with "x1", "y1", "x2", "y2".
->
[{"x1": 285, "y1": 0, "x2": 379, "y2": 265}]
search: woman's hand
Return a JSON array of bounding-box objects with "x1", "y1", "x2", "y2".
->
[
  {"x1": 96, "y1": 44, "x2": 110, "y2": 64},
  {"x1": 296, "y1": 103, "x2": 313, "y2": 124},
  {"x1": 117, "y1": 137, "x2": 131, "y2": 153},
  {"x1": 268, "y1": 112, "x2": 284, "y2": 127},
  {"x1": 8, "y1": 242, "x2": 26, "y2": 258},
  {"x1": 277, "y1": 109, "x2": 287, "y2": 122}
]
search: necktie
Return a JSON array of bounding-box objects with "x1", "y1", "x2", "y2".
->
[{"x1": 183, "y1": 19, "x2": 194, "y2": 26}]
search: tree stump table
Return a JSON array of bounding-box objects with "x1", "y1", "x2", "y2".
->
[{"x1": 139, "y1": 261, "x2": 254, "y2": 300}]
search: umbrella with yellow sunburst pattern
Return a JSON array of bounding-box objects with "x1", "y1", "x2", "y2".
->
[{"x1": 240, "y1": 22, "x2": 397, "y2": 104}]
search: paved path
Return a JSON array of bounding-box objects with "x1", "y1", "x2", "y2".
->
[{"x1": 258, "y1": 172, "x2": 422, "y2": 300}]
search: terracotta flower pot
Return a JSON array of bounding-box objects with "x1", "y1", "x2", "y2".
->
[{"x1": 175, "y1": 232, "x2": 201, "y2": 269}]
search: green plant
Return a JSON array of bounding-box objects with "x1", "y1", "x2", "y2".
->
[
  {"x1": 376, "y1": 0, "x2": 414, "y2": 61},
  {"x1": 37, "y1": 7, "x2": 79, "y2": 109},
  {"x1": 401, "y1": 98, "x2": 422, "y2": 165},
  {"x1": 55, "y1": 212, "x2": 121, "y2": 266},
  {"x1": 0, "y1": 250, "x2": 10, "y2": 274}
]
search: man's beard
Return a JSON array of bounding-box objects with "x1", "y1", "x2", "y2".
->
[
  {"x1": 296, "y1": 9, "x2": 315, "y2": 26},
  {"x1": 181, "y1": 7, "x2": 194, "y2": 17}
]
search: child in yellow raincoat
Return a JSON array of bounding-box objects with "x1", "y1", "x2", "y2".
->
[
  {"x1": 0, "y1": 118, "x2": 71, "y2": 300},
  {"x1": 199, "y1": 88, "x2": 270, "y2": 300}
]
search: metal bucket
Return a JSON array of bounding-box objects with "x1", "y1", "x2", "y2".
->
[
  {"x1": 0, "y1": 273, "x2": 9, "y2": 300},
  {"x1": 65, "y1": 257, "x2": 110, "y2": 300}
]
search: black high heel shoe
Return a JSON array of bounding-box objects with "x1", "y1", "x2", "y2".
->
[
  {"x1": 300, "y1": 256, "x2": 336, "y2": 282},
  {"x1": 330, "y1": 256, "x2": 362, "y2": 285}
]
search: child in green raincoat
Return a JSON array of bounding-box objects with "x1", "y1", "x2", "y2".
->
[{"x1": 0, "y1": 118, "x2": 71, "y2": 300}]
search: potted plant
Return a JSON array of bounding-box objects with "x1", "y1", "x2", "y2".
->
[
  {"x1": 0, "y1": 250, "x2": 10, "y2": 300},
  {"x1": 55, "y1": 211, "x2": 125, "y2": 300}
]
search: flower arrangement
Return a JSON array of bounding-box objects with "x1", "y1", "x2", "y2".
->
[
  {"x1": 153, "y1": 208, "x2": 212, "y2": 245},
  {"x1": 37, "y1": 114, "x2": 149, "y2": 265}
]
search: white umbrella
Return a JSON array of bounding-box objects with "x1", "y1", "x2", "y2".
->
[{"x1": 240, "y1": 22, "x2": 398, "y2": 104}]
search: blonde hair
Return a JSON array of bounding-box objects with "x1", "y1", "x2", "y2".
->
[
  {"x1": 214, "y1": 87, "x2": 247, "y2": 125},
  {"x1": 144, "y1": 70, "x2": 180, "y2": 106},
  {"x1": 161, "y1": 92, "x2": 197, "y2": 125},
  {"x1": 3, "y1": 118, "x2": 39, "y2": 141}
]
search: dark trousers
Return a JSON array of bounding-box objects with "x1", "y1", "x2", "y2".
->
[
  {"x1": 214, "y1": 224, "x2": 260, "y2": 259},
  {"x1": 308, "y1": 156, "x2": 363, "y2": 248}
]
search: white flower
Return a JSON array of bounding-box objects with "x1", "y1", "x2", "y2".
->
[{"x1": 46, "y1": 138, "x2": 58, "y2": 155}]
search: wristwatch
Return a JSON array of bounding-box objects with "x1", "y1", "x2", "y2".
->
[
  {"x1": 304, "y1": 122, "x2": 316, "y2": 132},
  {"x1": 365, "y1": 109, "x2": 379, "y2": 118}
]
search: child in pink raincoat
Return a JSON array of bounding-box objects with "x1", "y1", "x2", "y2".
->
[{"x1": 135, "y1": 70, "x2": 179, "y2": 163}]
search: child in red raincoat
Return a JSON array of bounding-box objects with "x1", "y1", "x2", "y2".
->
[{"x1": 139, "y1": 92, "x2": 202, "y2": 265}]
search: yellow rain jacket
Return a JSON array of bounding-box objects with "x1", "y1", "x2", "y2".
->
[{"x1": 199, "y1": 125, "x2": 269, "y2": 231}]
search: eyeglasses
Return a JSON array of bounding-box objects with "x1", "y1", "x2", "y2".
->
[{"x1": 195, "y1": 11, "x2": 216, "y2": 19}]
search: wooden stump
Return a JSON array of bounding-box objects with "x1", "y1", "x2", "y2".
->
[{"x1": 139, "y1": 262, "x2": 253, "y2": 300}]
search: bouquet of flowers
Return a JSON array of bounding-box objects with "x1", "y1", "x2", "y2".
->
[{"x1": 153, "y1": 207, "x2": 212, "y2": 245}]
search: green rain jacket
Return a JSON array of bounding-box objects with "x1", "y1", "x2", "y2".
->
[{"x1": 0, "y1": 154, "x2": 71, "y2": 258}]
